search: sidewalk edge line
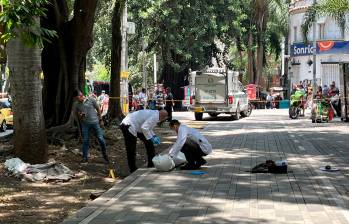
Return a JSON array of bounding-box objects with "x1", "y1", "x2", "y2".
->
[{"x1": 78, "y1": 169, "x2": 152, "y2": 224}]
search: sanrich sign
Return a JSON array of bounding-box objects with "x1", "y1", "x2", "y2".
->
[{"x1": 291, "y1": 41, "x2": 349, "y2": 56}]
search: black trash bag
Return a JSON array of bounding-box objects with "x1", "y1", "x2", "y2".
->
[{"x1": 251, "y1": 160, "x2": 287, "y2": 174}]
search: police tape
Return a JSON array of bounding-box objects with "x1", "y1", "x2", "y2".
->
[{"x1": 108, "y1": 97, "x2": 340, "y2": 103}]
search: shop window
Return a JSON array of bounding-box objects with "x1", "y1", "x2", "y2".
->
[
  {"x1": 293, "y1": 26, "x2": 297, "y2": 42},
  {"x1": 319, "y1": 23, "x2": 325, "y2": 39}
]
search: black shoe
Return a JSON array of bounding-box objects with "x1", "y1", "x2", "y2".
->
[
  {"x1": 198, "y1": 158, "x2": 207, "y2": 166},
  {"x1": 80, "y1": 158, "x2": 88, "y2": 164},
  {"x1": 180, "y1": 163, "x2": 200, "y2": 170}
]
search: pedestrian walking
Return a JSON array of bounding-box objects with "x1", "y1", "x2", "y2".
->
[
  {"x1": 169, "y1": 120, "x2": 212, "y2": 170},
  {"x1": 120, "y1": 109, "x2": 168, "y2": 173},
  {"x1": 72, "y1": 90, "x2": 109, "y2": 164},
  {"x1": 97, "y1": 90, "x2": 106, "y2": 105},
  {"x1": 266, "y1": 93, "x2": 273, "y2": 109},
  {"x1": 165, "y1": 87, "x2": 174, "y2": 121}
]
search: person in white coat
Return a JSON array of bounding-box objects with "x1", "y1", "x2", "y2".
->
[
  {"x1": 120, "y1": 109, "x2": 168, "y2": 173},
  {"x1": 169, "y1": 120, "x2": 212, "y2": 170}
]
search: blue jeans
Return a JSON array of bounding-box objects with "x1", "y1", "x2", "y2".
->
[{"x1": 81, "y1": 122, "x2": 108, "y2": 161}]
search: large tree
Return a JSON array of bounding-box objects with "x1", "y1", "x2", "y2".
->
[
  {"x1": 0, "y1": 0, "x2": 56, "y2": 163},
  {"x1": 41, "y1": 0, "x2": 98, "y2": 127},
  {"x1": 108, "y1": 0, "x2": 124, "y2": 120},
  {"x1": 128, "y1": 0, "x2": 218, "y2": 102}
]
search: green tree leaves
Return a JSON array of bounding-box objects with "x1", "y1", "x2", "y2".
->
[{"x1": 0, "y1": 0, "x2": 57, "y2": 47}]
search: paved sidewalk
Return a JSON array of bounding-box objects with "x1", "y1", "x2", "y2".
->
[{"x1": 62, "y1": 110, "x2": 349, "y2": 224}]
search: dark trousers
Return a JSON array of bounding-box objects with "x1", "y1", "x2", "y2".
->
[
  {"x1": 180, "y1": 139, "x2": 207, "y2": 166},
  {"x1": 165, "y1": 105, "x2": 172, "y2": 121},
  {"x1": 81, "y1": 122, "x2": 108, "y2": 162},
  {"x1": 120, "y1": 125, "x2": 155, "y2": 172}
]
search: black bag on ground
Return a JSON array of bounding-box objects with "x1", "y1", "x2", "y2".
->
[{"x1": 251, "y1": 160, "x2": 287, "y2": 174}]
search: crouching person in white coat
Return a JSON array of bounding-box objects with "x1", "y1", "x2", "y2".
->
[
  {"x1": 169, "y1": 120, "x2": 212, "y2": 170},
  {"x1": 120, "y1": 109, "x2": 168, "y2": 173}
]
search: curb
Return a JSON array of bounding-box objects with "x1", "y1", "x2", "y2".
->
[{"x1": 61, "y1": 168, "x2": 152, "y2": 224}]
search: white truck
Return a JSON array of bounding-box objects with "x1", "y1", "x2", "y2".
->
[{"x1": 188, "y1": 68, "x2": 252, "y2": 121}]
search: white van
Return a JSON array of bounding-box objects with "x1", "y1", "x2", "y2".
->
[{"x1": 188, "y1": 68, "x2": 252, "y2": 120}]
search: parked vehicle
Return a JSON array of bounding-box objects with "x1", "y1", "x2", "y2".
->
[
  {"x1": 188, "y1": 68, "x2": 251, "y2": 120},
  {"x1": 0, "y1": 98, "x2": 13, "y2": 131},
  {"x1": 289, "y1": 90, "x2": 306, "y2": 119},
  {"x1": 289, "y1": 101, "x2": 301, "y2": 119},
  {"x1": 246, "y1": 84, "x2": 267, "y2": 109}
]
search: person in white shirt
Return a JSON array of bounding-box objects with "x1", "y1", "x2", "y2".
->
[
  {"x1": 120, "y1": 109, "x2": 168, "y2": 173},
  {"x1": 138, "y1": 88, "x2": 147, "y2": 109},
  {"x1": 169, "y1": 120, "x2": 212, "y2": 170},
  {"x1": 266, "y1": 93, "x2": 273, "y2": 109}
]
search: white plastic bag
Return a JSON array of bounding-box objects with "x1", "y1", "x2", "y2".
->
[
  {"x1": 172, "y1": 152, "x2": 187, "y2": 166},
  {"x1": 152, "y1": 154, "x2": 175, "y2": 172},
  {"x1": 4, "y1": 158, "x2": 28, "y2": 174}
]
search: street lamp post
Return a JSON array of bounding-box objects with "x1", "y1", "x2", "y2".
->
[{"x1": 312, "y1": 0, "x2": 317, "y2": 97}]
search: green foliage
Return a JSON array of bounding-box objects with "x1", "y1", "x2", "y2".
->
[
  {"x1": 87, "y1": 0, "x2": 113, "y2": 70},
  {"x1": 89, "y1": 0, "x2": 288, "y2": 87},
  {"x1": 90, "y1": 62, "x2": 110, "y2": 81},
  {"x1": 302, "y1": 0, "x2": 349, "y2": 42},
  {"x1": 0, "y1": 0, "x2": 57, "y2": 47},
  {"x1": 266, "y1": 1, "x2": 288, "y2": 58},
  {"x1": 128, "y1": 0, "x2": 219, "y2": 73}
]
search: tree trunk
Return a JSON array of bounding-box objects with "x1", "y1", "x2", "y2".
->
[
  {"x1": 42, "y1": 0, "x2": 98, "y2": 127},
  {"x1": 108, "y1": 0, "x2": 124, "y2": 120},
  {"x1": 162, "y1": 63, "x2": 187, "y2": 110},
  {"x1": 253, "y1": 0, "x2": 268, "y2": 87},
  {"x1": 7, "y1": 38, "x2": 48, "y2": 163},
  {"x1": 247, "y1": 31, "x2": 255, "y2": 84},
  {"x1": 256, "y1": 40, "x2": 264, "y2": 87}
]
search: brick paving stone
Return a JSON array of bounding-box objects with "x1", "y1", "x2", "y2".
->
[{"x1": 61, "y1": 110, "x2": 349, "y2": 224}]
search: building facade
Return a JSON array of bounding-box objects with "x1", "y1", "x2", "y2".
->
[{"x1": 288, "y1": 0, "x2": 349, "y2": 89}]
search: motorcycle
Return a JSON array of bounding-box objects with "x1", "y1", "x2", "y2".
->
[{"x1": 289, "y1": 95, "x2": 304, "y2": 119}]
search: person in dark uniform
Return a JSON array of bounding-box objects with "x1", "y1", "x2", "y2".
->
[{"x1": 165, "y1": 87, "x2": 174, "y2": 121}]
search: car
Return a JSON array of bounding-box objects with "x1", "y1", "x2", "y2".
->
[{"x1": 0, "y1": 98, "x2": 13, "y2": 132}]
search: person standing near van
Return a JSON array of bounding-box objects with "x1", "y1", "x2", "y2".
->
[
  {"x1": 165, "y1": 87, "x2": 174, "y2": 121},
  {"x1": 266, "y1": 93, "x2": 273, "y2": 109}
]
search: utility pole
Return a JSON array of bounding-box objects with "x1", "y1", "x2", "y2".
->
[
  {"x1": 281, "y1": 37, "x2": 285, "y2": 78},
  {"x1": 154, "y1": 53, "x2": 157, "y2": 85},
  {"x1": 312, "y1": 0, "x2": 317, "y2": 97},
  {"x1": 120, "y1": 2, "x2": 129, "y2": 113},
  {"x1": 142, "y1": 40, "x2": 147, "y2": 90}
]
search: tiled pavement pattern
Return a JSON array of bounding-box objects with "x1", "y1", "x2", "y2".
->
[{"x1": 62, "y1": 110, "x2": 349, "y2": 224}]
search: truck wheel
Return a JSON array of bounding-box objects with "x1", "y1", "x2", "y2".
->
[
  {"x1": 241, "y1": 103, "x2": 252, "y2": 117},
  {"x1": 1, "y1": 120, "x2": 6, "y2": 132},
  {"x1": 208, "y1": 113, "x2": 219, "y2": 118},
  {"x1": 194, "y1": 112, "x2": 203, "y2": 121},
  {"x1": 232, "y1": 105, "x2": 240, "y2": 120}
]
